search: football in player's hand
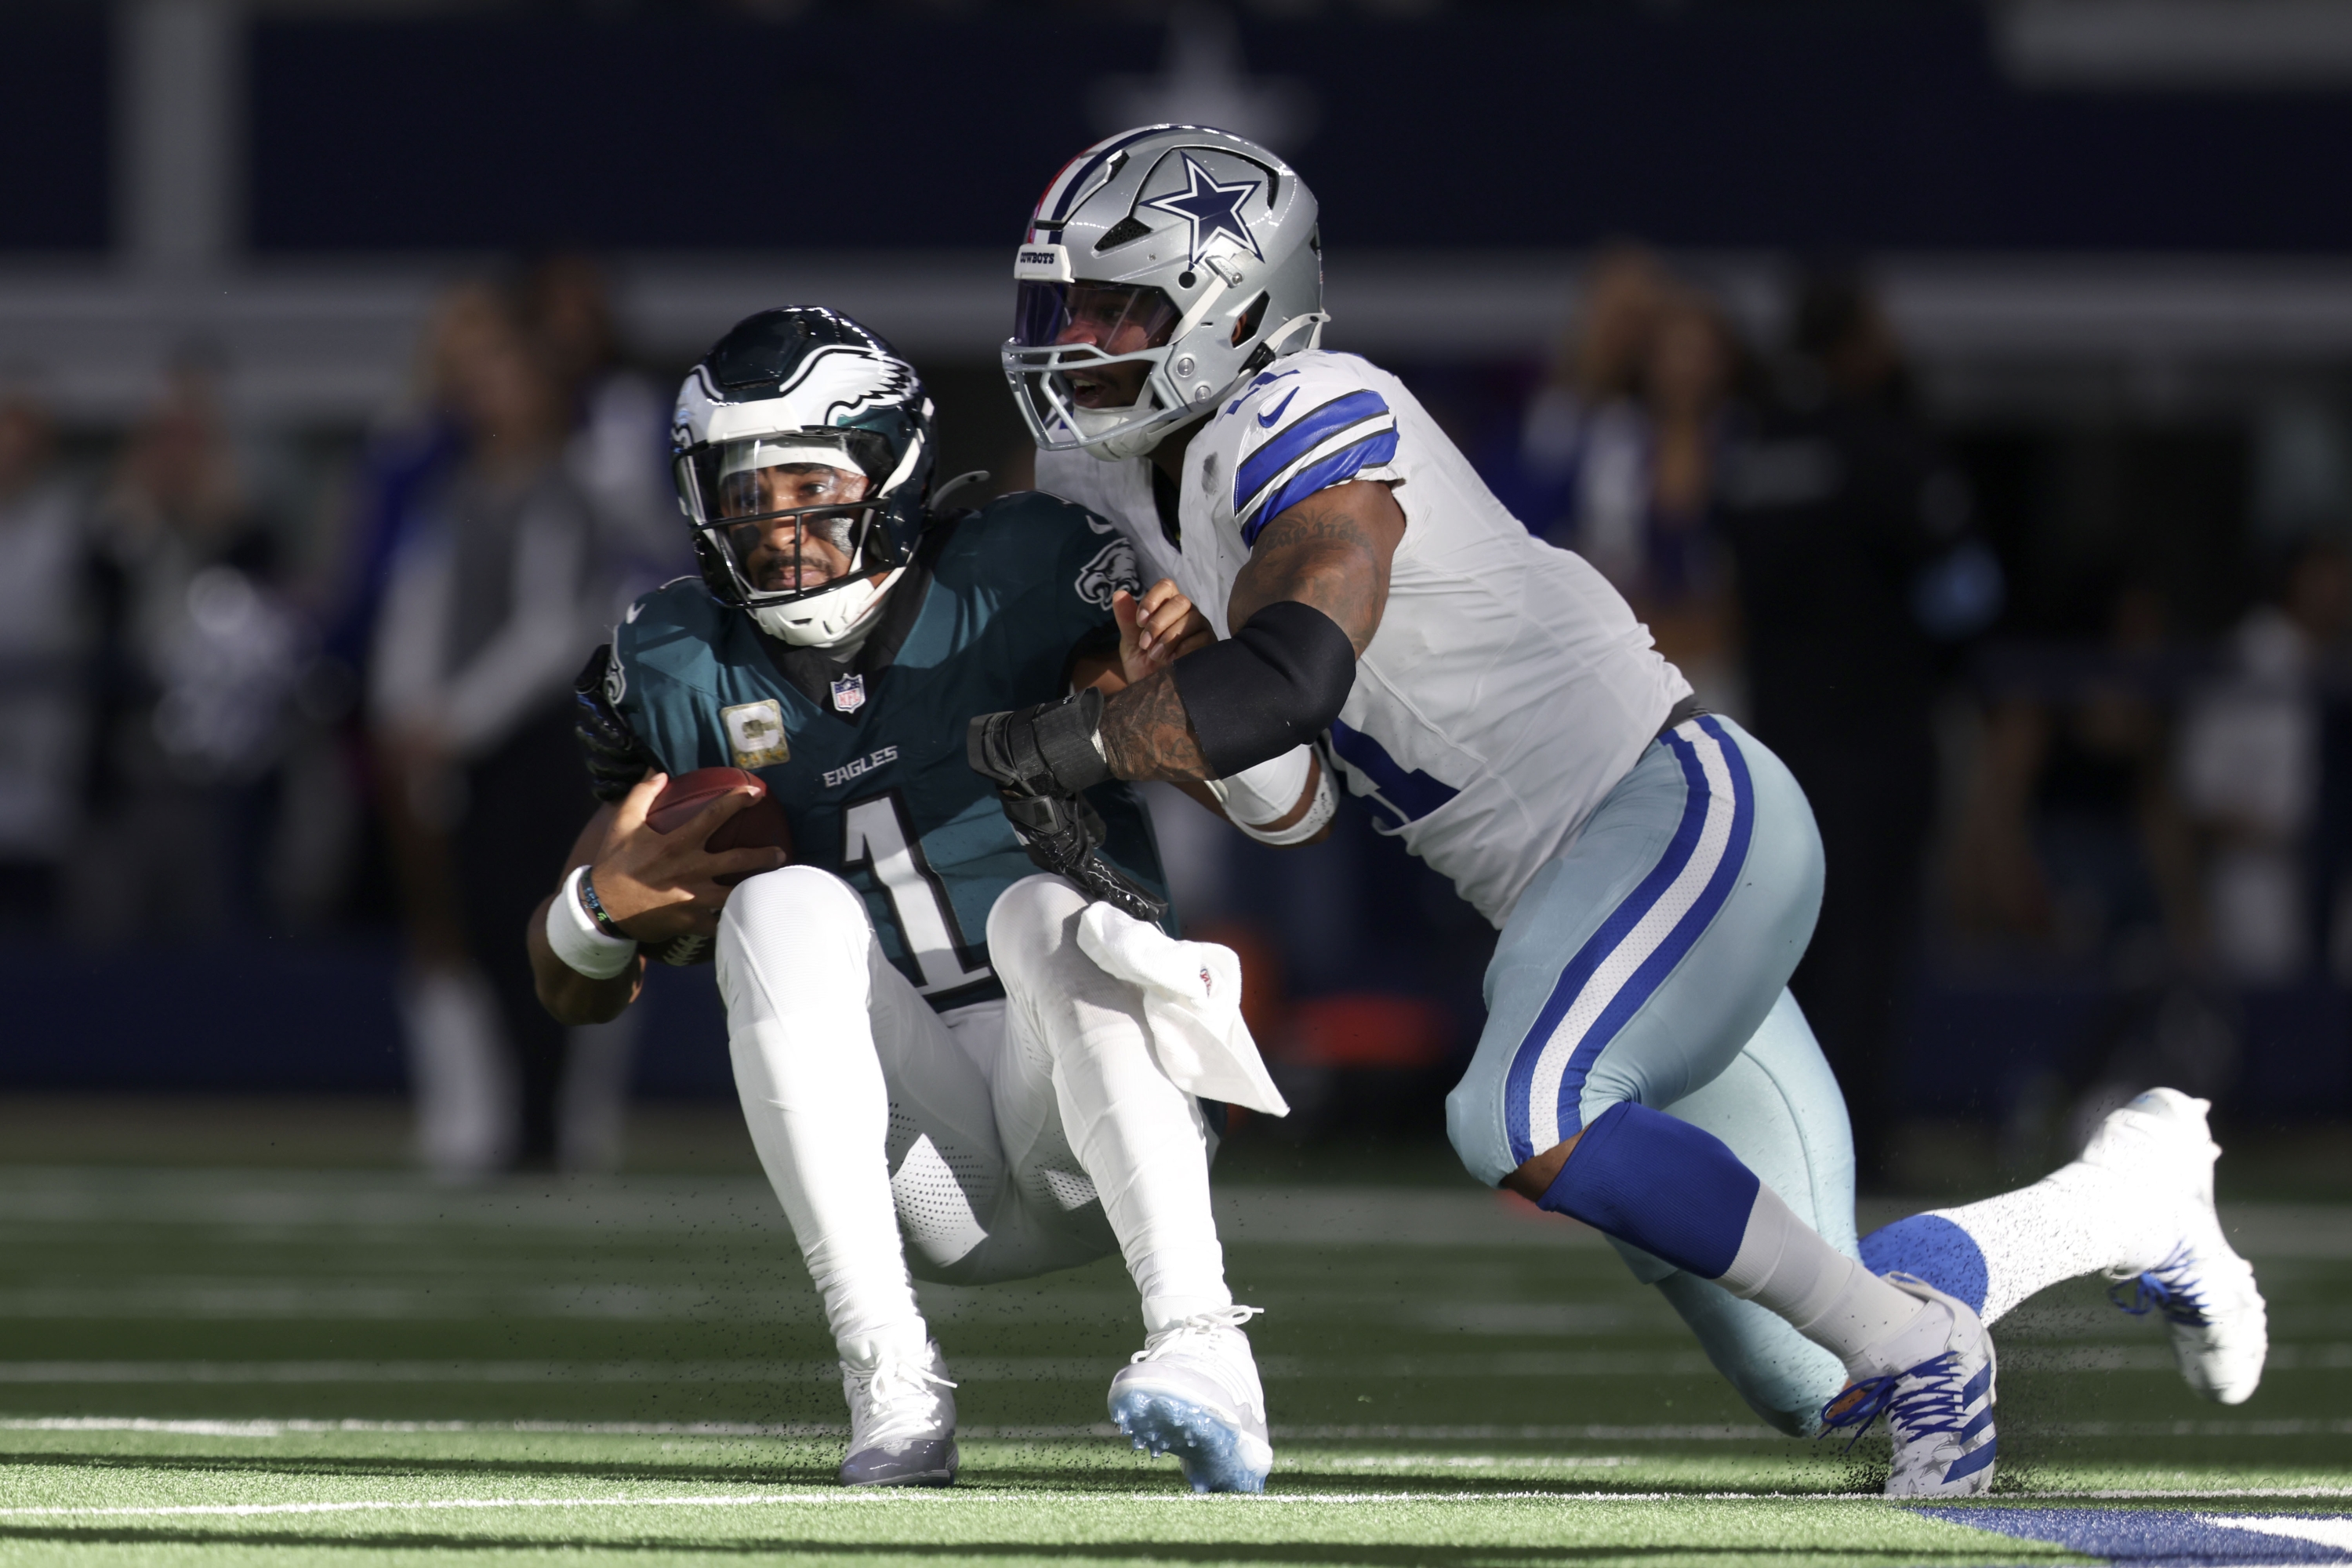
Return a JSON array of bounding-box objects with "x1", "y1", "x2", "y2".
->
[{"x1": 648, "y1": 768, "x2": 791, "y2": 885}]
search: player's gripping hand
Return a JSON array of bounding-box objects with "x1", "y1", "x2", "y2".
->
[
  {"x1": 967, "y1": 692, "x2": 1167, "y2": 922},
  {"x1": 587, "y1": 773, "x2": 786, "y2": 944},
  {"x1": 1114, "y1": 579, "x2": 1214, "y2": 687}
]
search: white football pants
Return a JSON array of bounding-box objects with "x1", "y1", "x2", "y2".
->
[{"x1": 717, "y1": 867, "x2": 1232, "y2": 1357}]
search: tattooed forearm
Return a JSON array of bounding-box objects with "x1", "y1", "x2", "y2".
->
[
  {"x1": 1226, "y1": 481, "x2": 1403, "y2": 654},
  {"x1": 1100, "y1": 666, "x2": 1214, "y2": 781},
  {"x1": 1098, "y1": 480, "x2": 1403, "y2": 784}
]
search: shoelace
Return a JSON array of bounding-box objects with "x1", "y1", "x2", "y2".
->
[
  {"x1": 1817, "y1": 1351, "x2": 1973, "y2": 1454},
  {"x1": 1131, "y1": 1304, "x2": 1265, "y2": 1366},
  {"x1": 849, "y1": 1353, "x2": 956, "y2": 1443},
  {"x1": 2108, "y1": 1243, "x2": 2211, "y2": 1327}
]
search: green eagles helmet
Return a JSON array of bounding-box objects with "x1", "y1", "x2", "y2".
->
[{"x1": 671, "y1": 307, "x2": 937, "y2": 646}]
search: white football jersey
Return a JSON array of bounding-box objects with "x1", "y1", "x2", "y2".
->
[{"x1": 1036, "y1": 351, "x2": 1690, "y2": 927}]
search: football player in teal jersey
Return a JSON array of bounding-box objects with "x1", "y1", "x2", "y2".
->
[{"x1": 523, "y1": 308, "x2": 1283, "y2": 1494}]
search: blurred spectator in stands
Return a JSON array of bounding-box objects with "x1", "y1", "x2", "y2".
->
[
  {"x1": 1715, "y1": 269, "x2": 2001, "y2": 1184},
  {"x1": 74, "y1": 363, "x2": 304, "y2": 943},
  {"x1": 369, "y1": 296, "x2": 609, "y2": 1176},
  {"x1": 1953, "y1": 579, "x2": 2197, "y2": 963},
  {"x1": 521, "y1": 255, "x2": 686, "y2": 610},
  {"x1": 1631, "y1": 289, "x2": 1748, "y2": 717},
  {"x1": 322, "y1": 284, "x2": 504, "y2": 678},
  {"x1": 0, "y1": 393, "x2": 90, "y2": 931},
  {"x1": 2176, "y1": 537, "x2": 2352, "y2": 981},
  {"x1": 1955, "y1": 578, "x2": 2221, "y2": 1154},
  {"x1": 1483, "y1": 244, "x2": 1664, "y2": 558}
]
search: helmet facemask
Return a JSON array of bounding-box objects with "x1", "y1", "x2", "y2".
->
[
  {"x1": 673, "y1": 430, "x2": 908, "y2": 647},
  {"x1": 1005, "y1": 281, "x2": 1197, "y2": 461}
]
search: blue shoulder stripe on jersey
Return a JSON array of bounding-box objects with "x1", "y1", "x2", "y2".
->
[
  {"x1": 1327, "y1": 717, "x2": 1458, "y2": 829},
  {"x1": 1240, "y1": 430, "x2": 1403, "y2": 546},
  {"x1": 1232, "y1": 390, "x2": 1393, "y2": 520},
  {"x1": 1225, "y1": 367, "x2": 1299, "y2": 416}
]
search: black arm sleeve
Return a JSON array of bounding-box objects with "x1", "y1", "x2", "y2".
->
[
  {"x1": 572, "y1": 645, "x2": 659, "y2": 804},
  {"x1": 1168, "y1": 600, "x2": 1357, "y2": 779}
]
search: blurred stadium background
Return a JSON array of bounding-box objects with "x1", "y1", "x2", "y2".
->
[{"x1": 2, "y1": 0, "x2": 2350, "y2": 1195}]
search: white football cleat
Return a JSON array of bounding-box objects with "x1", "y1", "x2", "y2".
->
[
  {"x1": 2081, "y1": 1087, "x2": 2268, "y2": 1405},
  {"x1": 1821, "y1": 1274, "x2": 1998, "y2": 1499},
  {"x1": 1108, "y1": 1305, "x2": 1272, "y2": 1494},
  {"x1": 837, "y1": 1334, "x2": 958, "y2": 1487}
]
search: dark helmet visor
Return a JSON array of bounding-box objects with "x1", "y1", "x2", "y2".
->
[{"x1": 1011, "y1": 281, "x2": 1182, "y2": 353}]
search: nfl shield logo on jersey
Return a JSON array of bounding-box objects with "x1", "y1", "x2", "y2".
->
[{"x1": 830, "y1": 673, "x2": 867, "y2": 713}]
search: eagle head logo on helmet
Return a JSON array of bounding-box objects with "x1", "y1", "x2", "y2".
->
[
  {"x1": 1002, "y1": 125, "x2": 1328, "y2": 463},
  {"x1": 670, "y1": 308, "x2": 937, "y2": 648}
]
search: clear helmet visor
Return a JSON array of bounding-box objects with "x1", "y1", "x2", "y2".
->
[
  {"x1": 1010, "y1": 280, "x2": 1183, "y2": 354},
  {"x1": 1006, "y1": 281, "x2": 1187, "y2": 448},
  {"x1": 673, "y1": 433, "x2": 895, "y2": 606}
]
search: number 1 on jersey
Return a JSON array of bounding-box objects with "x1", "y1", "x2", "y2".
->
[{"x1": 840, "y1": 792, "x2": 993, "y2": 996}]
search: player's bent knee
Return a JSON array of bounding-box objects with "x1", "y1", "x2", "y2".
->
[
  {"x1": 717, "y1": 866, "x2": 873, "y2": 977},
  {"x1": 1445, "y1": 1075, "x2": 1522, "y2": 1188},
  {"x1": 723, "y1": 864, "x2": 867, "y2": 935},
  {"x1": 983, "y1": 873, "x2": 1086, "y2": 989}
]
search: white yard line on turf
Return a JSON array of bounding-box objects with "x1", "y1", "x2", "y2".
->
[
  {"x1": 0, "y1": 1417, "x2": 851, "y2": 1439},
  {"x1": 0, "y1": 1494, "x2": 1812, "y2": 1518},
  {"x1": 0, "y1": 1417, "x2": 1781, "y2": 1442},
  {"x1": 7, "y1": 1488, "x2": 2352, "y2": 1520},
  {"x1": 16, "y1": 1348, "x2": 2352, "y2": 1385},
  {"x1": 2203, "y1": 1515, "x2": 2352, "y2": 1550},
  {"x1": 11, "y1": 1415, "x2": 2352, "y2": 1441}
]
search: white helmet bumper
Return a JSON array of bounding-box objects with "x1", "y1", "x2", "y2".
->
[{"x1": 750, "y1": 567, "x2": 905, "y2": 648}]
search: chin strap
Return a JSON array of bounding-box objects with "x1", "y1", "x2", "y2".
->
[{"x1": 757, "y1": 568, "x2": 904, "y2": 648}]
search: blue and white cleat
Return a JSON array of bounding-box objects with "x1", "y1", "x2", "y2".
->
[
  {"x1": 2082, "y1": 1088, "x2": 2268, "y2": 1405},
  {"x1": 837, "y1": 1334, "x2": 958, "y2": 1487},
  {"x1": 1108, "y1": 1305, "x2": 1272, "y2": 1494},
  {"x1": 1822, "y1": 1273, "x2": 1998, "y2": 1499}
]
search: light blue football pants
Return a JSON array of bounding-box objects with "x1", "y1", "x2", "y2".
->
[{"x1": 1445, "y1": 714, "x2": 1857, "y2": 1436}]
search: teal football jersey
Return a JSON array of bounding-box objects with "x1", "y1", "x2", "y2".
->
[{"x1": 609, "y1": 492, "x2": 1171, "y2": 1010}]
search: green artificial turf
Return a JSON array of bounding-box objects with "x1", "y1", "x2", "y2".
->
[{"x1": 0, "y1": 1163, "x2": 2343, "y2": 1564}]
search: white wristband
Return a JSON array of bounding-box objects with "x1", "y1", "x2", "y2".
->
[
  {"x1": 546, "y1": 865, "x2": 639, "y2": 980},
  {"x1": 1210, "y1": 747, "x2": 1312, "y2": 826},
  {"x1": 1208, "y1": 746, "x2": 1337, "y2": 847}
]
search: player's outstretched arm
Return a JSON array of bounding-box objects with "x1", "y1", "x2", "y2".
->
[
  {"x1": 1069, "y1": 581, "x2": 1330, "y2": 844},
  {"x1": 967, "y1": 491, "x2": 1389, "y2": 866},
  {"x1": 1095, "y1": 480, "x2": 1403, "y2": 782},
  {"x1": 529, "y1": 774, "x2": 785, "y2": 1025}
]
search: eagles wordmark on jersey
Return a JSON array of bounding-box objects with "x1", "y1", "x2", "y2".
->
[{"x1": 608, "y1": 492, "x2": 1168, "y2": 1008}]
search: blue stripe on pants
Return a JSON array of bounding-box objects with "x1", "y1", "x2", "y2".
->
[{"x1": 1499, "y1": 717, "x2": 1756, "y2": 1167}]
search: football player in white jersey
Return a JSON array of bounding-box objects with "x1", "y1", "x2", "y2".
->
[{"x1": 971, "y1": 125, "x2": 2267, "y2": 1498}]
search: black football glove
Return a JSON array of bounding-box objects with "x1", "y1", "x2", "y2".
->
[
  {"x1": 999, "y1": 787, "x2": 1167, "y2": 922},
  {"x1": 966, "y1": 688, "x2": 1114, "y2": 797},
  {"x1": 967, "y1": 691, "x2": 1165, "y2": 923},
  {"x1": 574, "y1": 645, "x2": 659, "y2": 804}
]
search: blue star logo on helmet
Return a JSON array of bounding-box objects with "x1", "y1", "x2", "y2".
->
[{"x1": 1142, "y1": 154, "x2": 1264, "y2": 267}]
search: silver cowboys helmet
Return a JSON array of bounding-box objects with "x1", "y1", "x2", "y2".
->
[
  {"x1": 1003, "y1": 124, "x2": 1326, "y2": 463},
  {"x1": 672, "y1": 307, "x2": 935, "y2": 647}
]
